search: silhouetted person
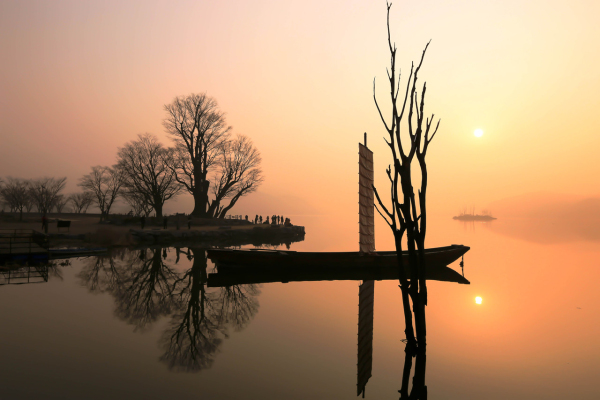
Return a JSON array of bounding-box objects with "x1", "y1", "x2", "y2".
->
[
  {"x1": 41, "y1": 214, "x2": 47, "y2": 232},
  {"x1": 259, "y1": 216, "x2": 263, "y2": 223},
  {"x1": 163, "y1": 216, "x2": 168, "y2": 229},
  {"x1": 188, "y1": 215, "x2": 192, "y2": 229},
  {"x1": 245, "y1": 215, "x2": 248, "y2": 221},
  {"x1": 254, "y1": 215, "x2": 258, "y2": 224},
  {"x1": 280, "y1": 215, "x2": 283, "y2": 225},
  {"x1": 284, "y1": 217, "x2": 292, "y2": 227},
  {"x1": 140, "y1": 216, "x2": 146, "y2": 229},
  {"x1": 265, "y1": 216, "x2": 270, "y2": 224}
]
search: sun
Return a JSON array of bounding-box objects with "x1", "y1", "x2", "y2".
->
[
  {"x1": 474, "y1": 129, "x2": 484, "y2": 137},
  {"x1": 475, "y1": 296, "x2": 482, "y2": 304}
]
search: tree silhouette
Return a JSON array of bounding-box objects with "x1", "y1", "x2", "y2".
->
[{"x1": 372, "y1": 2, "x2": 440, "y2": 353}]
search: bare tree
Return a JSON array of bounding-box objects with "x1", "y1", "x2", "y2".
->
[
  {"x1": 163, "y1": 93, "x2": 231, "y2": 217},
  {"x1": 207, "y1": 135, "x2": 264, "y2": 218},
  {"x1": 78, "y1": 166, "x2": 124, "y2": 220},
  {"x1": 122, "y1": 190, "x2": 153, "y2": 217},
  {"x1": 29, "y1": 177, "x2": 67, "y2": 215},
  {"x1": 372, "y1": 2, "x2": 440, "y2": 353},
  {"x1": 0, "y1": 177, "x2": 30, "y2": 220},
  {"x1": 117, "y1": 133, "x2": 183, "y2": 218},
  {"x1": 69, "y1": 192, "x2": 94, "y2": 213},
  {"x1": 54, "y1": 195, "x2": 69, "y2": 214}
]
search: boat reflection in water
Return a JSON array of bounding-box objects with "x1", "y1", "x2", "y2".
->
[{"x1": 75, "y1": 246, "x2": 466, "y2": 394}]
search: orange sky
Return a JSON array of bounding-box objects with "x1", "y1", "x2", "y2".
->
[{"x1": 1, "y1": 0, "x2": 599, "y2": 217}]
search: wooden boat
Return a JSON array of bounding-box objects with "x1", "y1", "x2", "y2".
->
[
  {"x1": 207, "y1": 244, "x2": 469, "y2": 269},
  {"x1": 207, "y1": 262, "x2": 470, "y2": 287}
]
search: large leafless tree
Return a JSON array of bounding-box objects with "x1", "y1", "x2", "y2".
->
[
  {"x1": 29, "y1": 177, "x2": 67, "y2": 215},
  {"x1": 117, "y1": 133, "x2": 183, "y2": 218},
  {"x1": 78, "y1": 166, "x2": 124, "y2": 220},
  {"x1": 164, "y1": 93, "x2": 231, "y2": 217},
  {"x1": 372, "y1": 2, "x2": 440, "y2": 354},
  {"x1": 207, "y1": 135, "x2": 264, "y2": 218}
]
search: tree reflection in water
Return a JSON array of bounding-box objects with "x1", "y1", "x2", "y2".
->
[
  {"x1": 114, "y1": 248, "x2": 181, "y2": 331},
  {"x1": 160, "y1": 248, "x2": 260, "y2": 371},
  {"x1": 78, "y1": 249, "x2": 126, "y2": 294},
  {"x1": 77, "y1": 247, "x2": 260, "y2": 372},
  {"x1": 398, "y1": 349, "x2": 426, "y2": 399}
]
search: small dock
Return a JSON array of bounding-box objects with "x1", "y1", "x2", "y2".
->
[{"x1": 0, "y1": 229, "x2": 50, "y2": 264}]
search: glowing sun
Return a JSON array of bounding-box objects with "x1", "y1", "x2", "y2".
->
[
  {"x1": 475, "y1": 296, "x2": 483, "y2": 304},
  {"x1": 474, "y1": 129, "x2": 484, "y2": 137}
]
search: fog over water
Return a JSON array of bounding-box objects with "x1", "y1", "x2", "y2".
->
[{"x1": 1, "y1": 215, "x2": 598, "y2": 399}]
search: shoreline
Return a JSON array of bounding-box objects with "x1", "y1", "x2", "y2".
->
[{"x1": 0, "y1": 212, "x2": 305, "y2": 248}]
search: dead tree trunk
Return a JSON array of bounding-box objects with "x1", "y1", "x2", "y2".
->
[{"x1": 372, "y1": 2, "x2": 440, "y2": 353}]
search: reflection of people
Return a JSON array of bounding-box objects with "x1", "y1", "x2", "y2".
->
[{"x1": 187, "y1": 215, "x2": 192, "y2": 230}]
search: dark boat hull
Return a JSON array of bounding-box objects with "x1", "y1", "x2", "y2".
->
[
  {"x1": 207, "y1": 244, "x2": 469, "y2": 269},
  {"x1": 207, "y1": 263, "x2": 470, "y2": 287}
]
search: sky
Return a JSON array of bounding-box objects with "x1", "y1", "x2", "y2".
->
[{"x1": 1, "y1": 0, "x2": 599, "y2": 218}]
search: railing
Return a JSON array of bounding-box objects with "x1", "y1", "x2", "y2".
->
[
  {"x1": 0, "y1": 229, "x2": 49, "y2": 255},
  {"x1": 0, "y1": 264, "x2": 49, "y2": 285}
]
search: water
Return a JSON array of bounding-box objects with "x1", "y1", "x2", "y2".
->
[{"x1": 1, "y1": 215, "x2": 599, "y2": 399}]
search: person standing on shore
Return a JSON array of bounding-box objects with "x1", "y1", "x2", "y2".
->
[
  {"x1": 163, "y1": 216, "x2": 168, "y2": 229},
  {"x1": 41, "y1": 214, "x2": 47, "y2": 233},
  {"x1": 140, "y1": 216, "x2": 146, "y2": 229}
]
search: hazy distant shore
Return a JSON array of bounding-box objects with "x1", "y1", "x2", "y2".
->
[
  {"x1": 452, "y1": 214, "x2": 497, "y2": 221},
  {"x1": 0, "y1": 213, "x2": 304, "y2": 248}
]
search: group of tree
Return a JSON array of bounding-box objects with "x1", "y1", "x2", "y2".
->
[
  {"x1": 1, "y1": 93, "x2": 263, "y2": 221},
  {"x1": 79, "y1": 93, "x2": 263, "y2": 219},
  {"x1": 0, "y1": 176, "x2": 85, "y2": 220}
]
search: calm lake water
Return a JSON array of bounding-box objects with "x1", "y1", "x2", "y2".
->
[{"x1": 1, "y1": 215, "x2": 599, "y2": 399}]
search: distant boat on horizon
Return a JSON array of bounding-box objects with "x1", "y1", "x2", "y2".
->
[{"x1": 453, "y1": 213, "x2": 497, "y2": 221}]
